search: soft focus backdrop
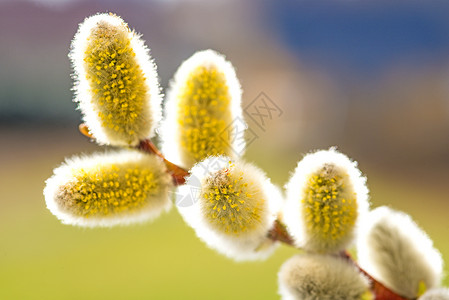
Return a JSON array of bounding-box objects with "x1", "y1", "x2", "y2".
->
[{"x1": 1, "y1": 0, "x2": 449, "y2": 299}]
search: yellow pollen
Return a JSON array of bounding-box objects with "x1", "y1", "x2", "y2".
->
[
  {"x1": 200, "y1": 162, "x2": 266, "y2": 236},
  {"x1": 82, "y1": 19, "x2": 150, "y2": 144},
  {"x1": 301, "y1": 165, "x2": 358, "y2": 247},
  {"x1": 176, "y1": 65, "x2": 233, "y2": 167},
  {"x1": 57, "y1": 162, "x2": 160, "y2": 218}
]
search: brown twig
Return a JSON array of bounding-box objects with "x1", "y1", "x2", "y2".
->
[
  {"x1": 137, "y1": 139, "x2": 189, "y2": 185},
  {"x1": 267, "y1": 219, "x2": 295, "y2": 246}
]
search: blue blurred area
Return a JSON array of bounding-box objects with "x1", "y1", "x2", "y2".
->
[
  {"x1": 2, "y1": 0, "x2": 449, "y2": 122},
  {"x1": 265, "y1": 0, "x2": 449, "y2": 75}
]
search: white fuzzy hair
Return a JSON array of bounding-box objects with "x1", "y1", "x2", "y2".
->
[
  {"x1": 69, "y1": 13, "x2": 162, "y2": 146},
  {"x1": 44, "y1": 150, "x2": 173, "y2": 227},
  {"x1": 176, "y1": 156, "x2": 282, "y2": 261},
  {"x1": 278, "y1": 253, "x2": 370, "y2": 300},
  {"x1": 283, "y1": 147, "x2": 370, "y2": 253},
  {"x1": 159, "y1": 49, "x2": 244, "y2": 169},
  {"x1": 419, "y1": 288, "x2": 449, "y2": 300},
  {"x1": 357, "y1": 206, "x2": 443, "y2": 298}
]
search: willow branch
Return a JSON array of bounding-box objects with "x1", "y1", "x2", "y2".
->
[{"x1": 79, "y1": 123, "x2": 412, "y2": 300}]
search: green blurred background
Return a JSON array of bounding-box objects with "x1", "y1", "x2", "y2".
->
[{"x1": 1, "y1": 0, "x2": 449, "y2": 299}]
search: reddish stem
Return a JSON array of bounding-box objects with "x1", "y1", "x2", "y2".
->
[{"x1": 341, "y1": 251, "x2": 411, "y2": 300}]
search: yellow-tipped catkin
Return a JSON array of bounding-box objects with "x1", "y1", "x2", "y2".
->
[
  {"x1": 161, "y1": 50, "x2": 244, "y2": 169},
  {"x1": 419, "y1": 288, "x2": 449, "y2": 300},
  {"x1": 70, "y1": 13, "x2": 161, "y2": 146},
  {"x1": 44, "y1": 151, "x2": 173, "y2": 227},
  {"x1": 357, "y1": 207, "x2": 443, "y2": 299},
  {"x1": 284, "y1": 148, "x2": 369, "y2": 253},
  {"x1": 177, "y1": 156, "x2": 281, "y2": 261}
]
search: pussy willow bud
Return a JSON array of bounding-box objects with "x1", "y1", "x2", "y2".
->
[
  {"x1": 177, "y1": 156, "x2": 281, "y2": 261},
  {"x1": 44, "y1": 151, "x2": 173, "y2": 227},
  {"x1": 357, "y1": 206, "x2": 443, "y2": 299},
  {"x1": 70, "y1": 13, "x2": 161, "y2": 146},
  {"x1": 419, "y1": 288, "x2": 449, "y2": 300},
  {"x1": 284, "y1": 148, "x2": 369, "y2": 253},
  {"x1": 160, "y1": 50, "x2": 244, "y2": 169},
  {"x1": 278, "y1": 254, "x2": 372, "y2": 300}
]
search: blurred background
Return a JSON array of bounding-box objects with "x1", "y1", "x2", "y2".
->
[{"x1": 1, "y1": 0, "x2": 449, "y2": 299}]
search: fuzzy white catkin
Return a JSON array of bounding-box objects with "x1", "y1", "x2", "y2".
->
[
  {"x1": 160, "y1": 49, "x2": 244, "y2": 169},
  {"x1": 284, "y1": 148, "x2": 370, "y2": 253},
  {"x1": 419, "y1": 288, "x2": 449, "y2": 300},
  {"x1": 278, "y1": 254, "x2": 371, "y2": 300},
  {"x1": 176, "y1": 156, "x2": 282, "y2": 261},
  {"x1": 44, "y1": 150, "x2": 173, "y2": 227},
  {"x1": 357, "y1": 206, "x2": 443, "y2": 299},
  {"x1": 70, "y1": 13, "x2": 162, "y2": 146}
]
